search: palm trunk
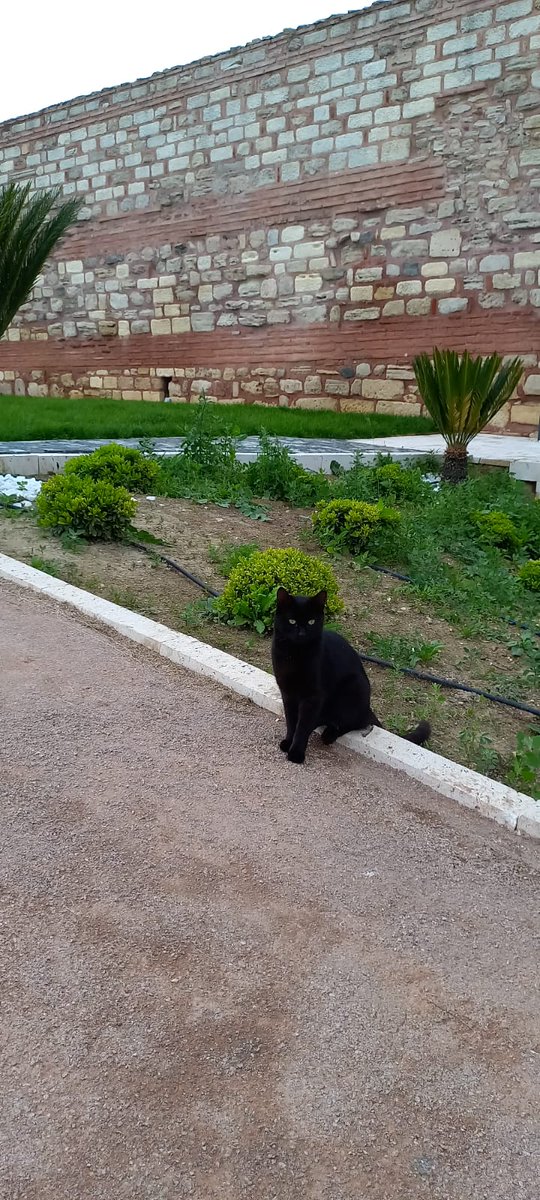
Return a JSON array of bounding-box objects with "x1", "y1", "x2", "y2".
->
[{"x1": 441, "y1": 444, "x2": 468, "y2": 484}]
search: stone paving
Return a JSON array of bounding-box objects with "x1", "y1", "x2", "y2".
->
[{"x1": 0, "y1": 432, "x2": 539, "y2": 464}]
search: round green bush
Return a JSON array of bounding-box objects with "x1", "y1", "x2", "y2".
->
[
  {"x1": 312, "y1": 498, "x2": 401, "y2": 554},
  {"x1": 471, "y1": 509, "x2": 522, "y2": 553},
  {"x1": 371, "y1": 461, "x2": 429, "y2": 502},
  {"x1": 215, "y1": 547, "x2": 343, "y2": 634},
  {"x1": 36, "y1": 473, "x2": 136, "y2": 540},
  {"x1": 518, "y1": 559, "x2": 540, "y2": 592},
  {"x1": 65, "y1": 444, "x2": 159, "y2": 492}
]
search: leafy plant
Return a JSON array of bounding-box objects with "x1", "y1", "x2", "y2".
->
[
  {"x1": 245, "y1": 432, "x2": 330, "y2": 506},
  {"x1": 471, "y1": 510, "x2": 522, "y2": 553},
  {"x1": 36, "y1": 473, "x2": 136, "y2": 540},
  {"x1": 0, "y1": 182, "x2": 81, "y2": 340},
  {"x1": 413, "y1": 349, "x2": 523, "y2": 483},
  {"x1": 458, "y1": 723, "x2": 500, "y2": 777},
  {"x1": 312, "y1": 498, "x2": 401, "y2": 554},
  {"x1": 371, "y1": 460, "x2": 430, "y2": 503},
  {"x1": 155, "y1": 399, "x2": 249, "y2": 510},
  {"x1": 366, "y1": 632, "x2": 443, "y2": 669},
  {"x1": 30, "y1": 555, "x2": 61, "y2": 577},
  {"x1": 519, "y1": 559, "x2": 540, "y2": 592},
  {"x1": 507, "y1": 631, "x2": 540, "y2": 663},
  {"x1": 209, "y1": 542, "x2": 260, "y2": 577},
  {"x1": 215, "y1": 547, "x2": 342, "y2": 634},
  {"x1": 506, "y1": 731, "x2": 540, "y2": 799},
  {"x1": 65, "y1": 444, "x2": 159, "y2": 492}
]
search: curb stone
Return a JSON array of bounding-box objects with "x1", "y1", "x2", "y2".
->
[{"x1": 0, "y1": 551, "x2": 538, "y2": 841}]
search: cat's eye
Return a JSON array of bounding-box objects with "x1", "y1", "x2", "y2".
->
[
  {"x1": 308, "y1": 619, "x2": 315, "y2": 625},
  {"x1": 288, "y1": 618, "x2": 296, "y2": 625}
]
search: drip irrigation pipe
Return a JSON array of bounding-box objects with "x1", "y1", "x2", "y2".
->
[
  {"x1": 2, "y1": 521, "x2": 535, "y2": 714},
  {"x1": 136, "y1": 542, "x2": 219, "y2": 597},
  {"x1": 138, "y1": 544, "x2": 539, "y2": 720},
  {"x1": 358, "y1": 652, "x2": 540, "y2": 719},
  {"x1": 367, "y1": 564, "x2": 540, "y2": 639}
]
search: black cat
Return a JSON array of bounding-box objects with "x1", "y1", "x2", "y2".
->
[{"x1": 271, "y1": 587, "x2": 431, "y2": 764}]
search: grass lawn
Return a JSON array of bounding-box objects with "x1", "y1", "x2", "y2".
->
[{"x1": 0, "y1": 394, "x2": 433, "y2": 442}]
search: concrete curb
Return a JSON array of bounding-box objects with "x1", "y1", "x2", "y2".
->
[
  {"x1": 0, "y1": 551, "x2": 538, "y2": 840},
  {"x1": 0, "y1": 449, "x2": 380, "y2": 476}
]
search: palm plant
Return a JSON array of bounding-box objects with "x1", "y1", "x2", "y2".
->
[
  {"x1": 0, "y1": 182, "x2": 81, "y2": 340},
  {"x1": 413, "y1": 348, "x2": 524, "y2": 483}
]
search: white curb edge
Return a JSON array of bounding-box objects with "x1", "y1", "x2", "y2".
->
[
  {"x1": 0, "y1": 450, "x2": 364, "y2": 476},
  {"x1": 1, "y1": 551, "x2": 538, "y2": 840}
]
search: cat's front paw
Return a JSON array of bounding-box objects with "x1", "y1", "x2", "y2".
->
[
  {"x1": 279, "y1": 737, "x2": 292, "y2": 753},
  {"x1": 287, "y1": 746, "x2": 305, "y2": 764}
]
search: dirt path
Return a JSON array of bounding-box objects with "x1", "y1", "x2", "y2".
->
[{"x1": 1, "y1": 581, "x2": 539, "y2": 1200}]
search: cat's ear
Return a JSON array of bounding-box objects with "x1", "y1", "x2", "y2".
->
[
  {"x1": 313, "y1": 589, "x2": 327, "y2": 609},
  {"x1": 276, "y1": 587, "x2": 291, "y2": 606}
]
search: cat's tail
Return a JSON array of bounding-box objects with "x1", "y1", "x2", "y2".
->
[
  {"x1": 403, "y1": 719, "x2": 431, "y2": 746},
  {"x1": 370, "y1": 711, "x2": 431, "y2": 746}
]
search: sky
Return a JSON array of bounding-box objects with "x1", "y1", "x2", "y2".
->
[{"x1": 1, "y1": 0, "x2": 372, "y2": 123}]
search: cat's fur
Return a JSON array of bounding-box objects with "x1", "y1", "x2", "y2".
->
[{"x1": 271, "y1": 587, "x2": 431, "y2": 764}]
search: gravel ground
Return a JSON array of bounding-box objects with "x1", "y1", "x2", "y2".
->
[{"x1": 1, "y1": 580, "x2": 539, "y2": 1200}]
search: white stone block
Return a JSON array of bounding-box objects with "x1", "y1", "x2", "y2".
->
[{"x1": 430, "y1": 229, "x2": 462, "y2": 257}]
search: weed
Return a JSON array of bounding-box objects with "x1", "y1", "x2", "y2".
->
[
  {"x1": 180, "y1": 598, "x2": 215, "y2": 628},
  {"x1": 125, "y1": 526, "x2": 168, "y2": 547},
  {"x1": 208, "y1": 542, "x2": 260, "y2": 578},
  {"x1": 245, "y1": 432, "x2": 330, "y2": 506},
  {"x1": 366, "y1": 632, "x2": 443, "y2": 670},
  {"x1": 59, "y1": 528, "x2": 87, "y2": 552},
  {"x1": 458, "y1": 721, "x2": 500, "y2": 777},
  {"x1": 506, "y1": 730, "x2": 540, "y2": 799},
  {"x1": 30, "y1": 555, "x2": 81, "y2": 585},
  {"x1": 30, "y1": 555, "x2": 61, "y2": 577}
]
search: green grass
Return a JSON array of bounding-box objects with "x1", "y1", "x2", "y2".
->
[{"x1": 0, "y1": 394, "x2": 433, "y2": 443}]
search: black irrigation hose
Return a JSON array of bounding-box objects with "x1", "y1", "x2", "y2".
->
[
  {"x1": 136, "y1": 542, "x2": 219, "y2": 597},
  {"x1": 367, "y1": 563, "x2": 540, "y2": 639},
  {"x1": 134, "y1": 541, "x2": 540, "y2": 720},
  {"x1": 359, "y1": 652, "x2": 540, "y2": 719}
]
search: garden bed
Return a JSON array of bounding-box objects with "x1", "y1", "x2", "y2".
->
[{"x1": 1, "y1": 488, "x2": 538, "y2": 792}]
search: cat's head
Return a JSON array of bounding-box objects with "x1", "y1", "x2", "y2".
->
[{"x1": 274, "y1": 587, "x2": 327, "y2": 644}]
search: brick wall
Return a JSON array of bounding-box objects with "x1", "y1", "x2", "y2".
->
[{"x1": 0, "y1": 0, "x2": 539, "y2": 432}]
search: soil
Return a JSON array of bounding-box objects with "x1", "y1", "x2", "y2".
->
[
  {"x1": 0, "y1": 496, "x2": 538, "y2": 783},
  {"x1": 1, "y1": 581, "x2": 540, "y2": 1200}
]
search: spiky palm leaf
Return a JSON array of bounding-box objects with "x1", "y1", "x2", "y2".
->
[
  {"x1": 0, "y1": 182, "x2": 81, "y2": 340},
  {"x1": 413, "y1": 348, "x2": 523, "y2": 447},
  {"x1": 413, "y1": 348, "x2": 523, "y2": 482}
]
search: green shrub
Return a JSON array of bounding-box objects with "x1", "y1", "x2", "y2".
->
[
  {"x1": 215, "y1": 547, "x2": 342, "y2": 634},
  {"x1": 371, "y1": 460, "x2": 430, "y2": 502},
  {"x1": 471, "y1": 509, "x2": 522, "y2": 553},
  {"x1": 312, "y1": 498, "x2": 401, "y2": 554},
  {"x1": 36, "y1": 473, "x2": 136, "y2": 540},
  {"x1": 65, "y1": 443, "x2": 159, "y2": 492},
  {"x1": 518, "y1": 559, "x2": 540, "y2": 592}
]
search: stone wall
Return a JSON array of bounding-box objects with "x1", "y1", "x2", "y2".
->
[{"x1": 0, "y1": 0, "x2": 539, "y2": 432}]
